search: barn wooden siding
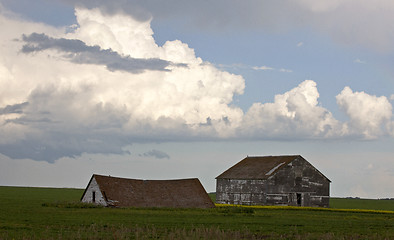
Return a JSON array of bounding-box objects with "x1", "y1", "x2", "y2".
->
[
  {"x1": 216, "y1": 156, "x2": 330, "y2": 207},
  {"x1": 80, "y1": 176, "x2": 108, "y2": 206}
]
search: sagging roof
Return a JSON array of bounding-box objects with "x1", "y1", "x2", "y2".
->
[
  {"x1": 216, "y1": 155, "x2": 314, "y2": 180},
  {"x1": 87, "y1": 174, "x2": 215, "y2": 208}
]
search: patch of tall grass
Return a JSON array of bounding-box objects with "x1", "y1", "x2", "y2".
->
[
  {"x1": 41, "y1": 201, "x2": 103, "y2": 208},
  {"x1": 4, "y1": 223, "x2": 380, "y2": 240}
]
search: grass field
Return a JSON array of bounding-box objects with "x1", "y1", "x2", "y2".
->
[
  {"x1": 0, "y1": 186, "x2": 393, "y2": 239},
  {"x1": 330, "y1": 197, "x2": 394, "y2": 211}
]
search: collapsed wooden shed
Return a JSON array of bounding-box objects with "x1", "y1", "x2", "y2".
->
[
  {"x1": 81, "y1": 174, "x2": 215, "y2": 208},
  {"x1": 216, "y1": 155, "x2": 330, "y2": 207}
]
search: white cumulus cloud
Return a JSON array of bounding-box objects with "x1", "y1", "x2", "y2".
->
[
  {"x1": 0, "y1": 6, "x2": 393, "y2": 163},
  {"x1": 0, "y1": 7, "x2": 244, "y2": 161},
  {"x1": 242, "y1": 80, "x2": 342, "y2": 139},
  {"x1": 336, "y1": 87, "x2": 393, "y2": 139}
]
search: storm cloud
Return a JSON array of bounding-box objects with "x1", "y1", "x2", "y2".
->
[
  {"x1": 0, "y1": 102, "x2": 28, "y2": 115},
  {"x1": 21, "y1": 33, "x2": 180, "y2": 73},
  {"x1": 0, "y1": 6, "x2": 393, "y2": 163},
  {"x1": 60, "y1": 0, "x2": 394, "y2": 52}
]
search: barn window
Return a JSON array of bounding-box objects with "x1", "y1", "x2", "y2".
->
[
  {"x1": 92, "y1": 191, "x2": 96, "y2": 203},
  {"x1": 296, "y1": 193, "x2": 302, "y2": 206}
]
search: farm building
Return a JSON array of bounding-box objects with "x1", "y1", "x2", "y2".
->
[
  {"x1": 81, "y1": 174, "x2": 215, "y2": 208},
  {"x1": 216, "y1": 155, "x2": 330, "y2": 207}
]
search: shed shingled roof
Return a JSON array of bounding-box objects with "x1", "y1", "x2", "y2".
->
[
  {"x1": 216, "y1": 155, "x2": 307, "y2": 180},
  {"x1": 85, "y1": 174, "x2": 215, "y2": 208}
]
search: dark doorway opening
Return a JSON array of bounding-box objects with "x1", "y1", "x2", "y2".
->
[
  {"x1": 296, "y1": 193, "x2": 302, "y2": 206},
  {"x1": 92, "y1": 191, "x2": 96, "y2": 203}
]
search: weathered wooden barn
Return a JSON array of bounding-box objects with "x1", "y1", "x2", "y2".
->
[
  {"x1": 81, "y1": 174, "x2": 215, "y2": 208},
  {"x1": 216, "y1": 155, "x2": 330, "y2": 207}
]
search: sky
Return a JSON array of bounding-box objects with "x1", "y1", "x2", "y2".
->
[{"x1": 0, "y1": 0, "x2": 393, "y2": 198}]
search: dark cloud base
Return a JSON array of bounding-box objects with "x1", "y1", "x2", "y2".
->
[{"x1": 21, "y1": 33, "x2": 184, "y2": 73}]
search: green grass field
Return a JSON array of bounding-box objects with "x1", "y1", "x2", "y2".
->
[
  {"x1": 330, "y1": 197, "x2": 394, "y2": 211},
  {"x1": 0, "y1": 186, "x2": 393, "y2": 239}
]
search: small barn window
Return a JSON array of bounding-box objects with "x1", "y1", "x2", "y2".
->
[
  {"x1": 296, "y1": 193, "x2": 302, "y2": 206},
  {"x1": 92, "y1": 191, "x2": 96, "y2": 203}
]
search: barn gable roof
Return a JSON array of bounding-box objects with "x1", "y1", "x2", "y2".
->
[
  {"x1": 216, "y1": 155, "x2": 330, "y2": 181},
  {"x1": 85, "y1": 174, "x2": 215, "y2": 208}
]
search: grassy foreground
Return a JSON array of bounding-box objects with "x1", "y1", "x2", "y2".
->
[{"x1": 0, "y1": 186, "x2": 393, "y2": 239}]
